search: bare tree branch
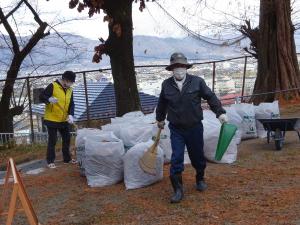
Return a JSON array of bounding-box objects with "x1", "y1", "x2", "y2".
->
[
  {"x1": 12, "y1": 15, "x2": 25, "y2": 46},
  {"x1": 0, "y1": 7, "x2": 19, "y2": 53},
  {"x1": 47, "y1": 24, "x2": 73, "y2": 50},
  {"x1": 0, "y1": 31, "x2": 13, "y2": 53},
  {"x1": 0, "y1": 0, "x2": 24, "y2": 24},
  {"x1": 22, "y1": 93, "x2": 27, "y2": 107},
  {"x1": 239, "y1": 20, "x2": 259, "y2": 58},
  {"x1": 11, "y1": 89, "x2": 16, "y2": 107},
  {"x1": 8, "y1": 105, "x2": 24, "y2": 116},
  {"x1": 23, "y1": 0, "x2": 43, "y2": 25},
  {"x1": 18, "y1": 81, "x2": 26, "y2": 106},
  {"x1": 51, "y1": 17, "x2": 97, "y2": 28},
  {"x1": 20, "y1": 22, "x2": 50, "y2": 58}
]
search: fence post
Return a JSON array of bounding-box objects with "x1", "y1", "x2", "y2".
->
[
  {"x1": 241, "y1": 56, "x2": 248, "y2": 102},
  {"x1": 212, "y1": 62, "x2": 216, "y2": 92},
  {"x1": 83, "y1": 72, "x2": 90, "y2": 126},
  {"x1": 26, "y1": 78, "x2": 34, "y2": 144}
]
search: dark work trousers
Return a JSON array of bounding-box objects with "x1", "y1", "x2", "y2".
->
[
  {"x1": 46, "y1": 125, "x2": 71, "y2": 164},
  {"x1": 169, "y1": 122, "x2": 206, "y2": 178}
]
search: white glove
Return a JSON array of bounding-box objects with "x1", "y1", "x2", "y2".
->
[
  {"x1": 67, "y1": 115, "x2": 74, "y2": 124},
  {"x1": 218, "y1": 114, "x2": 228, "y2": 124},
  {"x1": 48, "y1": 97, "x2": 58, "y2": 103}
]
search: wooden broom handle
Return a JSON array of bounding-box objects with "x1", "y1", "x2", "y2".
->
[{"x1": 153, "y1": 128, "x2": 162, "y2": 147}]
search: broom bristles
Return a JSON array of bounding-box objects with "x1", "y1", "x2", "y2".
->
[
  {"x1": 139, "y1": 147, "x2": 157, "y2": 175},
  {"x1": 139, "y1": 128, "x2": 162, "y2": 175}
]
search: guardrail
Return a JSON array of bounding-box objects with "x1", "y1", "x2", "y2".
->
[
  {"x1": 1, "y1": 86, "x2": 299, "y2": 147},
  {"x1": 1, "y1": 54, "x2": 299, "y2": 146},
  {"x1": 0, "y1": 132, "x2": 76, "y2": 148}
]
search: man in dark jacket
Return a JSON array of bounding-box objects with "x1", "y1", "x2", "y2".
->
[
  {"x1": 40, "y1": 71, "x2": 76, "y2": 169},
  {"x1": 156, "y1": 52, "x2": 228, "y2": 203}
]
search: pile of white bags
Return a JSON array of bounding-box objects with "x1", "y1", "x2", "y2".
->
[
  {"x1": 121, "y1": 111, "x2": 145, "y2": 118},
  {"x1": 102, "y1": 112, "x2": 145, "y2": 139},
  {"x1": 151, "y1": 122, "x2": 191, "y2": 164},
  {"x1": 84, "y1": 131, "x2": 125, "y2": 187},
  {"x1": 101, "y1": 123, "x2": 124, "y2": 139},
  {"x1": 102, "y1": 111, "x2": 154, "y2": 148},
  {"x1": 231, "y1": 103, "x2": 257, "y2": 139},
  {"x1": 123, "y1": 140, "x2": 164, "y2": 190},
  {"x1": 119, "y1": 123, "x2": 153, "y2": 148},
  {"x1": 74, "y1": 101, "x2": 286, "y2": 189},
  {"x1": 255, "y1": 101, "x2": 280, "y2": 138},
  {"x1": 75, "y1": 128, "x2": 103, "y2": 176},
  {"x1": 202, "y1": 110, "x2": 238, "y2": 164},
  {"x1": 224, "y1": 106, "x2": 243, "y2": 144}
]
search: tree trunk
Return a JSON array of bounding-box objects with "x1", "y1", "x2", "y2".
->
[
  {"x1": 0, "y1": 56, "x2": 23, "y2": 134},
  {"x1": 0, "y1": 12, "x2": 48, "y2": 134},
  {"x1": 0, "y1": 66, "x2": 22, "y2": 147},
  {"x1": 106, "y1": 0, "x2": 141, "y2": 116},
  {"x1": 0, "y1": 114, "x2": 14, "y2": 133},
  {"x1": 251, "y1": 0, "x2": 300, "y2": 104}
]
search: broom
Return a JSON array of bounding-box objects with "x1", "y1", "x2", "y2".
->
[{"x1": 139, "y1": 128, "x2": 162, "y2": 175}]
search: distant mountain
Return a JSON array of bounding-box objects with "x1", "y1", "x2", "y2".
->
[
  {"x1": 133, "y1": 35, "x2": 246, "y2": 63},
  {"x1": 1, "y1": 32, "x2": 300, "y2": 77}
]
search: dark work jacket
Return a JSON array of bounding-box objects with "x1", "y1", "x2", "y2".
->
[
  {"x1": 39, "y1": 80, "x2": 74, "y2": 128},
  {"x1": 156, "y1": 74, "x2": 225, "y2": 129}
]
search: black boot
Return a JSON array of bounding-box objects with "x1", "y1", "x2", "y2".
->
[
  {"x1": 196, "y1": 173, "x2": 207, "y2": 191},
  {"x1": 170, "y1": 174, "x2": 184, "y2": 203}
]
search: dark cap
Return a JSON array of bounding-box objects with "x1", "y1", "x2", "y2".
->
[{"x1": 62, "y1": 71, "x2": 76, "y2": 82}]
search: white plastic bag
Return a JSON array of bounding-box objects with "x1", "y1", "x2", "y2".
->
[
  {"x1": 106, "y1": 111, "x2": 149, "y2": 138},
  {"x1": 85, "y1": 131, "x2": 125, "y2": 187},
  {"x1": 122, "y1": 111, "x2": 144, "y2": 118},
  {"x1": 101, "y1": 123, "x2": 128, "y2": 139},
  {"x1": 123, "y1": 140, "x2": 164, "y2": 190},
  {"x1": 110, "y1": 116, "x2": 143, "y2": 125},
  {"x1": 119, "y1": 123, "x2": 153, "y2": 148},
  {"x1": 203, "y1": 110, "x2": 238, "y2": 164},
  {"x1": 231, "y1": 103, "x2": 257, "y2": 139},
  {"x1": 75, "y1": 128, "x2": 102, "y2": 148},
  {"x1": 109, "y1": 111, "x2": 144, "y2": 125},
  {"x1": 75, "y1": 128, "x2": 103, "y2": 176},
  {"x1": 141, "y1": 113, "x2": 156, "y2": 124},
  {"x1": 224, "y1": 107, "x2": 243, "y2": 144},
  {"x1": 255, "y1": 101, "x2": 280, "y2": 138}
]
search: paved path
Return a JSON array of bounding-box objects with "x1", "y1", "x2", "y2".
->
[{"x1": 0, "y1": 159, "x2": 47, "y2": 181}]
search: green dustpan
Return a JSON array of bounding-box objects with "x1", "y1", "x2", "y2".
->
[{"x1": 215, "y1": 123, "x2": 237, "y2": 161}]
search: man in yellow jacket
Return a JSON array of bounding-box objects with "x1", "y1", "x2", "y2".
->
[{"x1": 40, "y1": 71, "x2": 76, "y2": 169}]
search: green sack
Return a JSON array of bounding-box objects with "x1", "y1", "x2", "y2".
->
[{"x1": 215, "y1": 123, "x2": 238, "y2": 161}]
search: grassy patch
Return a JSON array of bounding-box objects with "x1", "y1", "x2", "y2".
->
[
  {"x1": 0, "y1": 143, "x2": 47, "y2": 170},
  {"x1": 0, "y1": 137, "x2": 76, "y2": 170}
]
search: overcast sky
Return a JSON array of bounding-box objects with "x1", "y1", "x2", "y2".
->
[{"x1": 1, "y1": 0, "x2": 299, "y2": 40}]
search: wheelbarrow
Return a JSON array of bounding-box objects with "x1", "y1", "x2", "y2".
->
[{"x1": 258, "y1": 118, "x2": 300, "y2": 150}]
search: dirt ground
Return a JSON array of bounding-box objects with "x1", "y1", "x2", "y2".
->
[{"x1": 0, "y1": 105, "x2": 300, "y2": 225}]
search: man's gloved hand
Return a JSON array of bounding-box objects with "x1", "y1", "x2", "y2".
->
[
  {"x1": 48, "y1": 97, "x2": 58, "y2": 103},
  {"x1": 67, "y1": 115, "x2": 74, "y2": 124},
  {"x1": 157, "y1": 121, "x2": 165, "y2": 129},
  {"x1": 218, "y1": 114, "x2": 228, "y2": 124}
]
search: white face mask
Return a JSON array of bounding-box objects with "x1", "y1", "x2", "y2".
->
[
  {"x1": 173, "y1": 67, "x2": 187, "y2": 80},
  {"x1": 62, "y1": 80, "x2": 73, "y2": 89}
]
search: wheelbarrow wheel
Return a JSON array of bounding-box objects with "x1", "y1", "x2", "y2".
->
[{"x1": 274, "y1": 128, "x2": 283, "y2": 150}]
